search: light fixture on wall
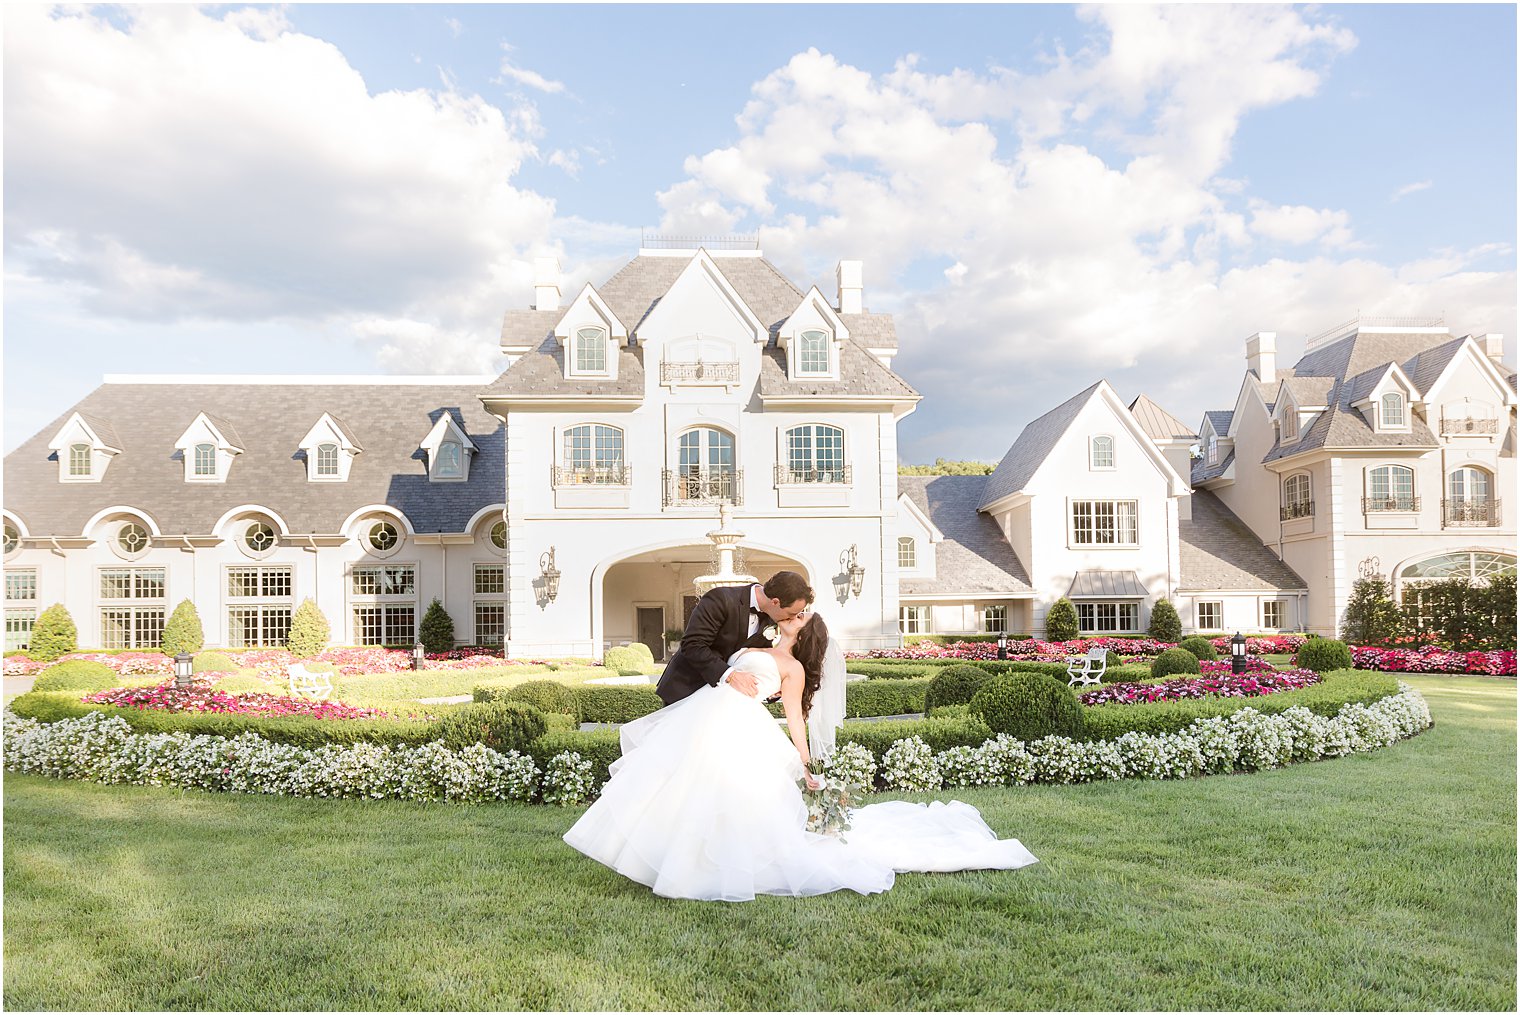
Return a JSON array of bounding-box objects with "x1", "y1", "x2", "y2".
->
[
  {"x1": 1230, "y1": 631, "x2": 1246, "y2": 675},
  {"x1": 540, "y1": 547, "x2": 561, "y2": 604},
  {"x1": 840, "y1": 544, "x2": 865, "y2": 599}
]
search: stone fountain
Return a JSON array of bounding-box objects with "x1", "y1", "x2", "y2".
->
[{"x1": 692, "y1": 504, "x2": 757, "y2": 594}]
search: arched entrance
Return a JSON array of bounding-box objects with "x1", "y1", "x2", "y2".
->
[{"x1": 596, "y1": 544, "x2": 810, "y2": 661}]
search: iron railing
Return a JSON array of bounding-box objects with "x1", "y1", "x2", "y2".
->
[
  {"x1": 1280, "y1": 500, "x2": 1315, "y2": 520},
  {"x1": 1362, "y1": 495, "x2": 1421, "y2": 513},
  {"x1": 774, "y1": 464, "x2": 852, "y2": 485},
  {"x1": 663, "y1": 467, "x2": 742, "y2": 507},
  {"x1": 1442, "y1": 498, "x2": 1502, "y2": 527},
  {"x1": 1440, "y1": 416, "x2": 1500, "y2": 436},
  {"x1": 660, "y1": 361, "x2": 739, "y2": 383},
  {"x1": 640, "y1": 231, "x2": 758, "y2": 251},
  {"x1": 552, "y1": 465, "x2": 631, "y2": 486}
]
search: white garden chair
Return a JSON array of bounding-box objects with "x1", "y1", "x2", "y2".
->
[
  {"x1": 1065, "y1": 647, "x2": 1108, "y2": 688},
  {"x1": 287, "y1": 662, "x2": 333, "y2": 701}
]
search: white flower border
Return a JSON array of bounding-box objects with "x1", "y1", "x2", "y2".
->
[{"x1": 4, "y1": 685, "x2": 1432, "y2": 804}]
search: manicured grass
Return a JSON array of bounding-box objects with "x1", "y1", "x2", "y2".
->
[{"x1": 3, "y1": 673, "x2": 1513, "y2": 1011}]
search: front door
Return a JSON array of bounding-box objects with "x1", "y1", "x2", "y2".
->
[{"x1": 637, "y1": 606, "x2": 665, "y2": 661}]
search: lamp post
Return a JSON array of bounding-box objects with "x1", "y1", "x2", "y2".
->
[
  {"x1": 1230, "y1": 631, "x2": 1246, "y2": 674},
  {"x1": 173, "y1": 652, "x2": 193, "y2": 691},
  {"x1": 412, "y1": 642, "x2": 425, "y2": 671},
  {"x1": 539, "y1": 547, "x2": 561, "y2": 604},
  {"x1": 996, "y1": 632, "x2": 1009, "y2": 661}
]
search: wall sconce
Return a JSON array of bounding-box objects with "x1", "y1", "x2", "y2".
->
[
  {"x1": 540, "y1": 547, "x2": 561, "y2": 604},
  {"x1": 840, "y1": 544, "x2": 865, "y2": 599}
]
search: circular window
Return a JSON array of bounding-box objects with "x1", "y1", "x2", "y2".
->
[
  {"x1": 490, "y1": 520, "x2": 507, "y2": 551},
  {"x1": 3, "y1": 523, "x2": 19, "y2": 557},
  {"x1": 115, "y1": 521, "x2": 150, "y2": 559},
  {"x1": 245, "y1": 521, "x2": 276, "y2": 553},
  {"x1": 368, "y1": 520, "x2": 399, "y2": 553}
]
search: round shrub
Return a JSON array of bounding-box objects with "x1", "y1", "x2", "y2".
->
[
  {"x1": 924, "y1": 664, "x2": 990, "y2": 714},
  {"x1": 32, "y1": 660, "x2": 119, "y2": 694},
  {"x1": 1295, "y1": 637, "x2": 1353, "y2": 673},
  {"x1": 1178, "y1": 636, "x2": 1218, "y2": 661},
  {"x1": 1150, "y1": 647, "x2": 1202, "y2": 679},
  {"x1": 1105, "y1": 650, "x2": 1124, "y2": 669},
  {"x1": 969, "y1": 673, "x2": 1085, "y2": 741},
  {"x1": 603, "y1": 645, "x2": 652, "y2": 676},
  {"x1": 192, "y1": 652, "x2": 239, "y2": 674},
  {"x1": 435, "y1": 700, "x2": 547, "y2": 755},
  {"x1": 503, "y1": 679, "x2": 582, "y2": 721}
]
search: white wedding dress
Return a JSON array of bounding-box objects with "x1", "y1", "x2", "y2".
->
[{"x1": 563, "y1": 649, "x2": 1038, "y2": 901}]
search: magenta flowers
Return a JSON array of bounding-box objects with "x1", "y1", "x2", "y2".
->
[
  {"x1": 1078, "y1": 668, "x2": 1322, "y2": 706},
  {"x1": 83, "y1": 682, "x2": 390, "y2": 720},
  {"x1": 1350, "y1": 646, "x2": 1515, "y2": 677}
]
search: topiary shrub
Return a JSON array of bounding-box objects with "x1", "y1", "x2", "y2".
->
[
  {"x1": 968, "y1": 673, "x2": 1085, "y2": 741},
  {"x1": 603, "y1": 645, "x2": 651, "y2": 677},
  {"x1": 192, "y1": 651, "x2": 239, "y2": 674},
  {"x1": 419, "y1": 598, "x2": 455, "y2": 654},
  {"x1": 286, "y1": 598, "x2": 331, "y2": 658},
  {"x1": 160, "y1": 599, "x2": 205, "y2": 657},
  {"x1": 1178, "y1": 636, "x2": 1218, "y2": 661},
  {"x1": 1105, "y1": 650, "x2": 1124, "y2": 669},
  {"x1": 1148, "y1": 598, "x2": 1182, "y2": 642},
  {"x1": 1044, "y1": 597, "x2": 1079, "y2": 642},
  {"x1": 435, "y1": 700, "x2": 547, "y2": 755},
  {"x1": 1294, "y1": 637, "x2": 1352, "y2": 673},
  {"x1": 572, "y1": 686, "x2": 664, "y2": 724},
  {"x1": 31, "y1": 659, "x2": 119, "y2": 694},
  {"x1": 29, "y1": 604, "x2": 77, "y2": 662},
  {"x1": 503, "y1": 679, "x2": 581, "y2": 721},
  {"x1": 1150, "y1": 647, "x2": 1202, "y2": 679},
  {"x1": 924, "y1": 664, "x2": 991, "y2": 714}
]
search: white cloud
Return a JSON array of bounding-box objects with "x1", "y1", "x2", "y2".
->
[
  {"x1": 548, "y1": 149, "x2": 582, "y2": 178},
  {"x1": 445, "y1": 17, "x2": 463, "y2": 38},
  {"x1": 498, "y1": 44, "x2": 565, "y2": 94},
  {"x1": 1248, "y1": 200, "x2": 1356, "y2": 248},
  {"x1": 1391, "y1": 179, "x2": 1433, "y2": 202}
]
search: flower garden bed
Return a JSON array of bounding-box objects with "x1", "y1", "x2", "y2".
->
[
  {"x1": 2, "y1": 647, "x2": 572, "y2": 679},
  {"x1": 1349, "y1": 646, "x2": 1515, "y2": 677},
  {"x1": 84, "y1": 683, "x2": 390, "y2": 721},
  {"x1": 851, "y1": 634, "x2": 1308, "y2": 663},
  {"x1": 1078, "y1": 668, "x2": 1320, "y2": 706}
]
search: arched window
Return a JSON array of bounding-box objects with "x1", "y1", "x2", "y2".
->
[
  {"x1": 798, "y1": 330, "x2": 829, "y2": 374},
  {"x1": 69, "y1": 443, "x2": 92, "y2": 477},
  {"x1": 574, "y1": 327, "x2": 607, "y2": 373},
  {"x1": 367, "y1": 520, "x2": 400, "y2": 553},
  {"x1": 1281, "y1": 409, "x2": 1298, "y2": 439},
  {"x1": 1090, "y1": 435, "x2": 1115, "y2": 469},
  {"x1": 192, "y1": 443, "x2": 216, "y2": 477},
  {"x1": 1367, "y1": 465, "x2": 1416, "y2": 511},
  {"x1": 244, "y1": 521, "x2": 276, "y2": 554},
  {"x1": 490, "y1": 520, "x2": 507, "y2": 550},
  {"x1": 316, "y1": 443, "x2": 340, "y2": 476},
  {"x1": 1282, "y1": 474, "x2": 1312, "y2": 519},
  {"x1": 561, "y1": 424, "x2": 625, "y2": 484},
  {"x1": 898, "y1": 536, "x2": 916, "y2": 569},
  {"x1": 436, "y1": 440, "x2": 462, "y2": 478},
  {"x1": 783, "y1": 424, "x2": 845, "y2": 483},
  {"x1": 1449, "y1": 466, "x2": 1491, "y2": 502},
  {"x1": 675, "y1": 427, "x2": 735, "y2": 503},
  {"x1": 1446, "y1": 466, "x2": 1496, "y2": 525},
  {"x1": 1380, "y1": 392, "x2": 1406, "y2": 428}
]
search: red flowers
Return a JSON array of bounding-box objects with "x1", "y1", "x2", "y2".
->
[
  {"x1": 1350, "y1": 646, "x2": 1515, "y2": 676},
  {"x1": 83, "y1": 682, "x2": 390, "y2": 720},
  {"x1": 1078, "y1": 668, "x2": 1322, "y2": 706}
]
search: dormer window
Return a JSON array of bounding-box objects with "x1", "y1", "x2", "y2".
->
[
  {"x1": 316, "y1": 444, "x2": 340, "y2": 477},
  {"x1": 574, "y1": 327, "x2": 607, "y2": 374},
  {"x1": 69, "y1": 444, "x2": 92, "y2": 477},
  {"x1": 50, "y1": 412, "x2": 121, "y2": 483},
  {"x1": 1381, "y1": 392, "x2": 1406, "y2": 428},
  {"x1": 1206, "y1": 434, "x2": 1219, "y2": 466},
  {"x1": 436, "y1": 441, "x2": 463, "y2": 478},
  {"x1": 173, "y1": 412, "x2": 243, "y2": 483},
  {"x1": 1090, "y1": 435, "x2": 1115, "y2": 469},
  {"x1": 299, "y1": 414, "x2": 362, "y2": 482},
  {"x1": 798, "y1": 330, "x2": 830, "y2": 375},
  {"x1": 898, "y1": 536, "x2": 916, "y2": 568},
  {"x1": 419, "y1": 414, "x2": 478, "y2": 482},
  {"x1": 1282, "y1": 410, "x2": 1298, "y2": 440},
  {"x1": 193, "y1": 443, "x2": 217, "y2": 477}
]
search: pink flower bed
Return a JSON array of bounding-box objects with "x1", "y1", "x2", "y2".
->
[
  {"x1": 854, "y1": 637, "x2": 1175, "y2": 662},
  {"x1": 84, "y1": 682, "x2": 389, "y2": 720},
  {"x1": 1078, "y1": 668, "x2": 1322, "y2": 706},
  {"x1": 1207, "y1": 634, "x2": 1307, "y2": 655},
  {"x1": 8, "y1": 646, "x2": 559, "y2": 680},
  {"x1": 1351, "y1": 646, "x2": 1515, "y2": 677},
  {"x1": 1199, "y1": 658, "x2": 1276, "y2": 675},
  {"x1": 4, "y1": 652, "x2": 173, "y2": 677}
]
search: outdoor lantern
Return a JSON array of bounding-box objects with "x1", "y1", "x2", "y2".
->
[
  {"x1": 1230, "y1": 631, "x2": 1247, "y2": 674},
  {"x1": 173, "y1": 652, "x2": 193, "y2": 690},
  {"x1": 412, "y1": 642, "x2": 425, "y2": 671},
  {"x1": 540, "y1": 547, "x2": 561, "y2": 604},
  {"x1": 840, "y1": 544, "x2": 865, "y2": 599},
  {"x1": 997, "y1": 633, "x2": 1009, "y2": 661}
]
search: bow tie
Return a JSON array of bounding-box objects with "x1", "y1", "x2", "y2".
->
[{"x1": 749, "y1": 607, "x2": 761, "y2": 616}]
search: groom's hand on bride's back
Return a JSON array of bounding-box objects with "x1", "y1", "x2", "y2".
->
[{"x1": 726, "y1": 670, "x2": 760, "y2": 698}]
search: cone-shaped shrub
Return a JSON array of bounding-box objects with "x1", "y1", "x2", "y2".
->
[
  {"x1": 160, "y1": 599, "x2": 205, "y2": 656},
  {"x1": 419, "y1": 598, "x2": 455, "y2": 654},
  {"x1": 30, "y1": 603, "x2": 77, "y2": 662},
  {"x1": 1148, "y1": 598, "x2": 1182, "y2": 642},
  {"x1": 286, "y1": 598, "x2": 331, "y2": 658},
  {"x1": 1044, "y1": 597, "x2": 1079, "y2": 642}
]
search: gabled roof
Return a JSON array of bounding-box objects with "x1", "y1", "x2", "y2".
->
[
  {"x1": 1179, "y1": 490, "x2": 1307, "y2": 592},
  {"x1": 898, "y1": 476, "x2": 1031, "y2": 596},
  {"x1": 53, "y1": 411, "x2": 124, "y2": 453},
  {"x1": 1203, "y1": 410, "x2": 1234, "y2": 436},
  {"x1": 1291, "y1": 329, "x2": 1454, "y2": 382},
  {"x1": 479, "y1": 335, "x2": 646, "y2": 400},
  {"x1": 1128, "y1": 394, "x2": 1197, "y2": 441},
  {"x1": 1191, "y1": 447, "x2": 1234, "y2": 485},
  {"x1": 1403, "y1": 336, "x2": 1465, "y2": 396},
  {"x1": 1279, "y1": 375, "x2": 1334, "y2": 408},
  {"x1": 198, "y1": 412, "x2": 245, "y2": 451},
  {"x1": 756, "y1": 341, "x2": 918, "y2": 400},
  {"x1": 979, "y1": 381, "x2": 1102, "y2": 509}
]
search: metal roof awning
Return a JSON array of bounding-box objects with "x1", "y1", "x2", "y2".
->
[{"x1": 1068, "y1": 570, "x2": 1149, "y2": 599}]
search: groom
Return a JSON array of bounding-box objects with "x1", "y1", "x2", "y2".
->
[{"x1": 656, "y1": 571, "x2": 814, "y2": 706}]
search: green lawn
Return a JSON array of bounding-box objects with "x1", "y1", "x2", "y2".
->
[{"x1": 4, "y1": 674, "x2": 1514, "y2": 1011}]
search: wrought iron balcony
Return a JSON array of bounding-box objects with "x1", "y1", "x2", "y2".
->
[
  {"x1": 1362, "y1": 495, "x2": 1420, "y2": 513},
  {"x1": 774, "y1": 464, "x2": 852, "y2": 485},
  {"x1": 663, "y1": 467, "x2": 742, "y2": 507},
  {"x1": 1442, "y1": 498, "x2": 1501, "y2": 527},
  {"x1": 1280, "y1": 500, "x2": 1315, "y2": 521},
  {"x1": 1440, "y1": 416, "x2": 1500, "y2": 436},
  {"x1": 660, "y1": 361, "x2": 739, "y2": 384},
  {"x1": 552, "y1": 464, "x2": 630, "y2": 486}
]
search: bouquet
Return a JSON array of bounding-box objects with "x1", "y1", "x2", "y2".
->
[{"x1": 799, "y1": 759, "x2": 861, "y2": 840}]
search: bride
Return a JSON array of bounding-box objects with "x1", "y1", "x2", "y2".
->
[{"x1": 563, "y1": 611, "x2": 1038, "y2": 901}]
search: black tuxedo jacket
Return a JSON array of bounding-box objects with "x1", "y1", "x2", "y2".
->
[{"x1": 656, "y1": 584, "x2": 774, "y2": 706}]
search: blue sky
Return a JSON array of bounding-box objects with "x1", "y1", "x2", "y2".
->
[{"x1": 4, "y1": 3, "x2": 1516, "y2": 462}]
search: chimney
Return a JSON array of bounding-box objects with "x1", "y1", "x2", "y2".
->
[
  {"x1": 1475, "y1": 333, "x2": 1505, "y2": 366},
  {"x1": 1246, "y1": 332, "x2": 1277, "y2": 385},
  {"x1": 533, "y1": 256, "x2": 561, "y2": 311},
  {"x1": 836, "y1": 260, "x2": 863, "y2": 315}
]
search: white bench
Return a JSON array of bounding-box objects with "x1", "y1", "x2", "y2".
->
[
  {"x1": 1065, "y1": 647, "x2": 1109, "y2": 688},
  {"x1": 287, "y1": 663, "x2": 333, "y2": 701}
]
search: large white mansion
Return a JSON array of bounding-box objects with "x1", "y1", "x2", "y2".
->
[{"x1": 4, "y1": 241, "x2": 1515, "y2": 657}]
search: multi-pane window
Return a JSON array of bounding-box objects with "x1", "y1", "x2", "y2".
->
[
  {"x1": 5, "y1": 569, "x2": 36, "y2": 652},
  {"x1": 1380, "y1": 392, "x2": 1406, "y2": 428},
  {"x1": 244, "y1": 521, "x2": 277, "y2": 554},
  {"x1": 898, "y1": 536, "x2": 916, "y2": 569},
  {"x1": 3, "y1": 523, "x2": 18, "y2": 556},
  {"x1": 436, "y1": 441, "x2": 463, "y2": 478},
  {"x1": 1282, "y1": 474, "x2": 1312, "y2": 518},
  {"x1": 1071, "y1": 500, "x2": 1138, "y2": 546},
  {"x1": 1090, "y1": 435, "x2": 1115, "y2": 469},
  {"x1": 1196, "y1": 601, "x2": 1223, "y2": 631},
  {"x1": 193, "y1": 443, "x2": 217, "y2": 476},
  {"x1": 1449, "y1": 467, "x2": 1491, "y2": 502},
  {"x1": 980, "y1": 605, "x2": 1007, "y2": 634},
  {"x1": 116, "y1": 522, "x2": 150, "y2": 557},
  {"x1": 99, "y1": 567, "x2": 166, "y2": 650},
  {"x1": 1262, "y1": 600, "x2": 1285, "y2": 629},
  {"x1": 6, "y1": 569, "x2": 37, "y2": 603},
  {"x1": 69, "y1": 443, "x2": 92, "y2": 477},
  {"x1": 474, "y1": 564, "x2": 506, "y2": 647},
  {"x1": 1368, "y1": 466, "x2": 1416, "y2": 511},
  {"x1": 1282, "y1": 410, "x2": 1298, "y2": 439},
  {"x1": 898, "y1": 605, "x2": 930, "y2": 634},
  {"x1": 798, "y1": 330, "x2": 829, "y2": 374},
  {"x1": 574, "y1": 327, "x2": 607, "y2": 373},
  {"x1": 5, "y1": 611, "x2": 34, "y2": 652},
  {"x1": 225, "y1": 565, "x2": 293, "y2": 649},
  {"x1": 490, "y1": 520, "x2": 507, "y2": 551},
  {"x1": 561, "y1": 424, "x2": 625, "y2": 483},
  {"x1": 316, "y1": 443, "x2": 340, "y2": 476},
  {"x1": 676, "y1": 427, "x2": 736, "y2": 502},
  {"x1": 1076, "y1": 602, "x2": 1139, "y2": 633},
  {"x1": 367, "y1": 521, "x2": 400, "y2": 553},
  {"x1": 351, "y1": 563, "x2": 417, "y2": 647},
  {"x1": 1205, "y1": 434, "x2": 1218, "y2": 466},
  {"x1": 783, "y1": 424, "x2": 845, "y2": 483}
]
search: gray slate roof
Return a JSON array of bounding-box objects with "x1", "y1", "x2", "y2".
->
[
  {"x1": 77, "y1": 412, "x2": 123, "y2": 451},
  {"x1": 1128, "y1": 394, "x2": 1196, "y2": 441},
  {"x1": 1279, "y1": 375, "x2": 1334, "y2": 407},
  {"x1": 1190, "y1": 447, "x2": 1234, "y2": 486},
  {"x1": 1179, "y1": 491, "x2": 1307, "y2": 591},
  {"x1": 843, "y1": 312, "x2": 898, "y2": 351},
  {"x1": 979, "y1": 381, "x2": 1102, "y2": 509},
  {"x1": 480, "y1": 337, "x2": 646, "y2": 399},
  {"x1": 1403, "y1": 336, "x2": 1465, "y2": 395},
  {"x1": 1068, "y1": 570, "x2": 1147, "y2": 598},
  {"x1": 202, "y1": 412, "x2": 245, "y2": 450},
  {"x1": 4, "y1": 382, "x2": 504, "y2": 537},
  {"x1": 1203, "y1": 410, "x2": 1234, "y2": 435},
  {"x1": 898, "y1": 476, "x2": 1031, "y2": 596},
  {"x1": 757, "y1": 343, "x2": 917, "y2": 399}
]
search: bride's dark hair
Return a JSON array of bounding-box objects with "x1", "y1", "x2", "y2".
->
[{"x1": 792, "y1": 613, "x2": 830, "y2": 718}]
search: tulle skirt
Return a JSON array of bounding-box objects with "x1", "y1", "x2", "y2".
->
[{"x1": 562, "y1": 683, "x2": 1038, "y2": 901}]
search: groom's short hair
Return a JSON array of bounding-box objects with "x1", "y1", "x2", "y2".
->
[{"x1": 764, "y1": 571, "x2": 814, "y2": 607}]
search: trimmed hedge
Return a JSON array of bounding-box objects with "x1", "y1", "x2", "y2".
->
[
  {"x1": 574, "y1": 686, "x2": 664, "y2": 725},
  {"x1": 849, "y1": 657, "x2": 1150, "y2": 686},
  {"x1": 603, "y1": 644, "x2": 655, "y2": 677},
  {"x1": 836, "y1": 714, "x2": 994, "y2": 755},
  {"x1": 1151, "y1": 648, "x2": 1202, "y2": 679},
  {"x1": 847, "y1": 661, "x2": 943, "y2": 681},
  {"x1": 192, "y1": 652, "x2": 240, "y2": 674},
  {"x1": 1296, "y1": 638, "x2": 1354, "y2": 673},
  {"x1": 434, "y1": 701, "x2": 545, "y2": 755},
  {"x1": 526, "y1": 728, "x2": 623, "y2": 787},
  {"x1": 31, "y1": 660, "x2": 119, "y2": 694},
  {"x1": 498, "y1": 679, "x2": 581, "y2": 720},
  {"x1": 844, "y1": 678, "x2": 928, "y2": 718},
  {"x1": 969, "y1": 673, "x2": 1085, "y2": 741},
  {"x1": 924, "y1": 665, "x2": 990, "y2": 713}
]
